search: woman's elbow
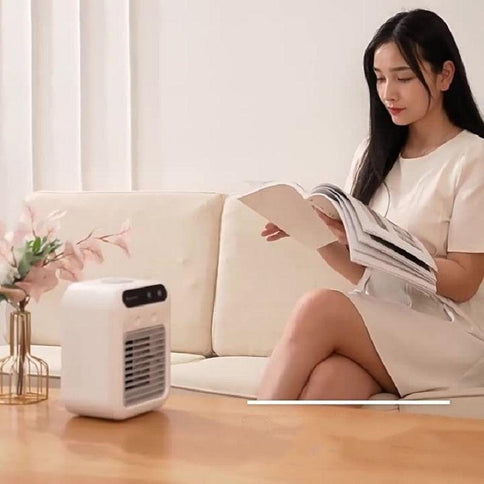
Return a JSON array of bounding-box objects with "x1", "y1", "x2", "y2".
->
[{"x1": 446, "y1": 281, "x2": 481, "y2": 303}]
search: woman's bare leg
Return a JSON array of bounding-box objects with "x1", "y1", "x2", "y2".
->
[
  {"x1": 256, "y1": 289, "x2": 398, "y2": 400},
  {"x1": 299, "y1": 353, "x2": 383, "y2": 400}
]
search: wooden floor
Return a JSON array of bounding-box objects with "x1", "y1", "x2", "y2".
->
[{"x1": 1, "y1": 387, "x2": 484, "y2": 483}]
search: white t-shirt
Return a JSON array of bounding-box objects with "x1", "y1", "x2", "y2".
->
[{"x1": 345, "y1": 130, "x2": 484, "y2": 338}]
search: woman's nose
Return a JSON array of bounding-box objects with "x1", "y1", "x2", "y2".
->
[{"x1": 382, "y1": 81, "x2": 398, "y2": 102}]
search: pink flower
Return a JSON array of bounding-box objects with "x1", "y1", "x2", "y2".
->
[
  {"x1": 15, "y1": 264, "x2": 59, "y2": 302},
  {"x1": 78, "y1": 238, "x2": 104, "y2": 264},
  {"x1": 0, "y1": 238, "x2": 13, "y2": 265},
  {"x1": 120, "y1": 219, "x2": 131, "y2": 233},
  {"x1": 109, "y1": 233, "x2": 131, "y2": 257},
  {"x1": 19, "y1": 203, "x2": 38, "y2": 233},
  {"x1": 11, "y1": 221, "x2": 30, "y2": 246},
  {"x1": 101, "y1": 218, "x2": 131, "y2": 256},
  {"x1": 35, "y1": 210, "x2": 66, "y2": 239},
  {"x1": 63, "y1": 241, "x2": 84, "y2": 270},
  {"x1": 57, "y1": 256, "x2": 83, "y2": 282},
  {"x1": 0, "y1": 213, "x2": 131, "y2": 306}
]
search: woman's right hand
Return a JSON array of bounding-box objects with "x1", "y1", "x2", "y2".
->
[{"x1": 261, "y1": 223, "x2": 289, "y2": 242}]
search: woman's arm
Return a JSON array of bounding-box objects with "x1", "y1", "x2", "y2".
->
[
  {"x1": 317, "y1": 242, "x2": 365, "y2": 285},
  {"x1": 262, "y1": 216, "x2": 484, "y2": 299},
  {"x1": 314, "y1": 210, "x2": 365, "y2": 285},
  {"x1": 435, "y1": 252, "x2": 484, "y2": 303},
  {"x1": 317, "y1": 209, "x2": 484, "y2": 299},
  {"x1": 261, "y1": 218, "x2": 365, "y2": 284}
]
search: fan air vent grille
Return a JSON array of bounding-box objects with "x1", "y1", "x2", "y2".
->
[{"x1": 124, "y1": 324, "x2": 166, "y2": 406}]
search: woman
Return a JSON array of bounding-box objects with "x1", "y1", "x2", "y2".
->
[{"x1": 257, "y1": 9, "x2": 484, "y2": 400}]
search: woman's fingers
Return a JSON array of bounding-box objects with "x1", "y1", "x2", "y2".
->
[
  {"x1": 261, "y1": 222, "x2": 277, "y2": 236},
  {"x1": 313, "y1": 207, "x2": 348, "y2": 245},
  {"x1": 266, "y1": 232, "x2": 288, "y2": 241},
  {"x1": 265, "y1": 229, "x2": 289, "y2": 240},
  {"x1": 313, "y1": 207, "x2": 344, "y2": 229},
  {"x1": 261, "y1": 222, "x2": 288, "y2": 241},
  {"x1": 260, "y1": 222, "x2": 279, "y2": 235},
  {"x1": 313, "y1": 207, "x2": 341, "y2": 226}
]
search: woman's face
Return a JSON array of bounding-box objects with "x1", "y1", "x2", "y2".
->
[{"x1": 373, "y1": 41, "x2": 445, "y2": 126}]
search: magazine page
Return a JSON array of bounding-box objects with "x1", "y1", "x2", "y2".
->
[
  {"x1": 239, "y1": 181, "x2": 308, "y2": 196},
  {"x1": 350, "y1": 245, "x2": 436, "y2": 293},
  {"x1": 326, "y1": 188, "x2": 436, "y2": 282},
  {"x1": 237, "y1": 183, "x2": 338, "y2": 250},
  {"x1": 310, "y1": 187, "x2": 436, "y2": 292},
  {"x1": 350, "y1": 195, "x2": 436, "y2": 270},
  {"x1": 237, "y1": 180, "x2": 436, "y2": 292},
  {"x1": 303, "y1": 186, "x2": 341, "y2": 220},
  {"x1": 327, "y1": 190, "x2": 436, "y2": 291},
  {"x1": 342, "y1": 190, "x2": 436, "y2": 271},
  {"x1": 311, "y1": 184, "x2": 437, "y2": 271}
]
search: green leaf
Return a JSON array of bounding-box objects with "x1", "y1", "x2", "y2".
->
[
  {"x1": 13, "y1": 237, "x2": 63, "y2": 280},
  {"x1": 45, "y1": 239, "x2": 61, "y2": 256},
  {"x1": 17, "y1": 258, "x2": 33, "y2": 279},
  {"x1": 33, "y1": 237, "x2": 42, "y2": 254}
]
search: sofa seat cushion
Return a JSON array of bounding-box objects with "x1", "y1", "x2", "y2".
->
[
  {"x1": 399, "y1": 387, "x2": 484, "y2": 419},
  {"x1": 170, "y1": 356, "x2": 267, "y2": 398},
  {"x1": 171, "y1": 352, "x2": 206, "y2": 365}
]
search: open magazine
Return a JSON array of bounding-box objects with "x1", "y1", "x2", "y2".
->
[{"x1": 238, "y1": 182, "x2": 437, "y2": 294}]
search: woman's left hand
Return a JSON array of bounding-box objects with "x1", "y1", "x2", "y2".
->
[{"x1": 313, "y1": 207, "x2": 348, "y2": 246}]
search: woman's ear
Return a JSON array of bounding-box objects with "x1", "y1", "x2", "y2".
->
[{"x1": 440, "y1": 60, "x2": 455, "y2": 91}]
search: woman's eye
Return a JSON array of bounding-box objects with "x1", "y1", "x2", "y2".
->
[
  {"x1": 376, "y1": 78, "x2": 385, "y2": 83},
  {"x1": 398, "y1": 77, "x2": 414, "y2": 83}
]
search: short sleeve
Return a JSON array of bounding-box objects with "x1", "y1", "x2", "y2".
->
[
  {"x1": 447, "y1": 143, "x2": 484, "y2": 253},
  {"x1": 343, "y1": 138, "x2": 369, "y2": 193}
]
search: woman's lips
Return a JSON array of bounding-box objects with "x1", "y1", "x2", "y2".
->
[{"x1": 388, "y1": 107, "x2": 405, "y2": 116}]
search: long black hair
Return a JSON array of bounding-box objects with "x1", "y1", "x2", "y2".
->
[{"x1": 352, "y1": 9, "x2": 484, "y2": 204}]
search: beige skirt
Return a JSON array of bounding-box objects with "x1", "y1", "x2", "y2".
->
[{"x1": 346, "y1": 270, "x2": 484, "y2": 397}]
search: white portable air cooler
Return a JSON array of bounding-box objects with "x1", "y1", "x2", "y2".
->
[{"x1": 60, "y1": 277, "x2": 170, "y2": 420}]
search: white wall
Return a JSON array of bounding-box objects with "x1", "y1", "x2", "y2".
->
[{"x1": 157, "y1": 0, "x2": 484, "y2": 193}]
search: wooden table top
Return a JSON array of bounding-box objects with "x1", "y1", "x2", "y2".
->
[{"x1": 1, "y1": 388, "x2": 484, "y2": 483}]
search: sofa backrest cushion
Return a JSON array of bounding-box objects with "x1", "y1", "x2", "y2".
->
[
  {"x1": 24, "y1": 191, "x2": 225, "y2": 356},
  {"x1": 212, "y1": 196, "x2": 353, "y2": 357}
]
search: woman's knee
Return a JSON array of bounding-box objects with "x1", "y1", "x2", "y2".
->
[{"x1": 285, "y1": 289, "x2": 343, "y2": 339}]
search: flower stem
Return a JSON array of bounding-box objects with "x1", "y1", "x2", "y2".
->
[{"x1": 76, "y1": 229, "x2": 97, "y2": 245}]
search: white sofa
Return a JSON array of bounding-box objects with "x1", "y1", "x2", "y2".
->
[{"x1": 2, "y1": 190, "x2": 484, "y2": 419}]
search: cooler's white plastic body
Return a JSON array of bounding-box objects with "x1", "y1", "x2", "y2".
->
[{"x1": 60, "y1": 277, "x2": 170, "y2": 420}]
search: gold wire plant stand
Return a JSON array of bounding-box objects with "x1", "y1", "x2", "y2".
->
[{"x1": 0, "y1": 309, "x2": 49, "y2": 405}]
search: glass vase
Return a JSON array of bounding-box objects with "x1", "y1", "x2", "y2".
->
[{"x1": 0, "y1": 309, "x2": 49, "y2": 404}]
